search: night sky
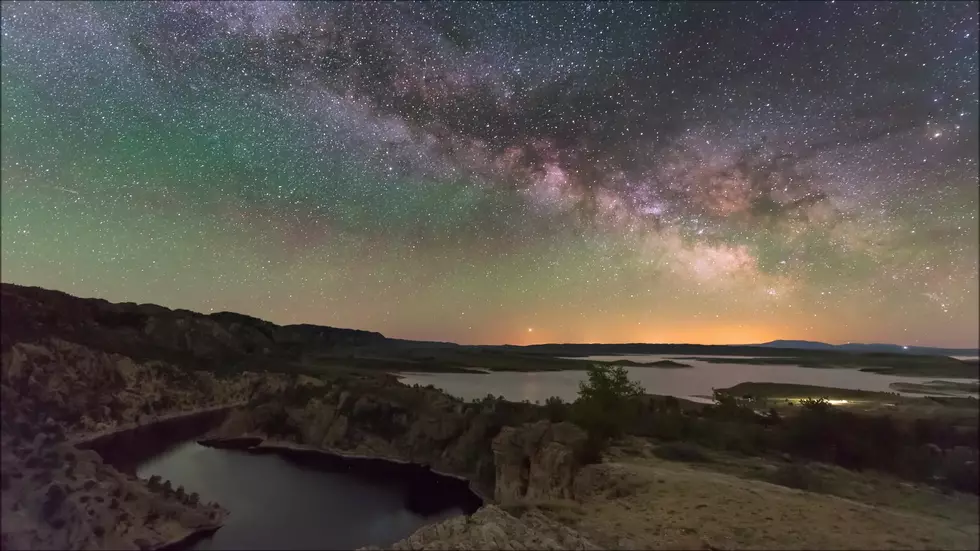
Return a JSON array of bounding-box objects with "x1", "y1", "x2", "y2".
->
[{"x1": 2, "y1": 1, "x2": 977, "y2": 347}]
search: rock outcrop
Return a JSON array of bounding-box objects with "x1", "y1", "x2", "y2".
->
[
  {"x1": 359, "y1": 505, "x2": 600, "y2": 550},
  {"x1": 207, "y1": 377, "x2": 590, "y2": 502},
  {"x1": 492, "y1": 422, "x2": 588, "y2": 503},
  {"x1": 0, "y1": 338, "x2": 282, "y2": 436}
]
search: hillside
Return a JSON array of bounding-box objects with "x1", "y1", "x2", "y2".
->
[{"x1": 1, "y1": 284, "x2": 977, "y2": 550}]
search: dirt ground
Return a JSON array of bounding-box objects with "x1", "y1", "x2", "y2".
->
[{"x1": 529, "y1": 440, "x2": 979, "y2": 550}]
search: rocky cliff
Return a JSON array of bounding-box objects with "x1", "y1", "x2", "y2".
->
[
  {"x1": 0, "y1": 337, "x2": 284, "y2": 550},
  {"x1": 206, "y1": 375, "x2": 591, "y2": 502},
  {"x1": 0, "y1": 339, "x2": 281, "y2": 436}
]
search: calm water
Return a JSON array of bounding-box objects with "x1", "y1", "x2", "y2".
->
[
  {"x1": 136, "y1": 442, "x2": 467, "y2": 550},
  {"x1": 397, "y1": 354, "x2": 980, "y2": 403}
]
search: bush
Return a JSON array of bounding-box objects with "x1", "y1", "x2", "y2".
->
[
  {"x1": 576, "y1": 432, "x2": 606, "y2": 465},
  {"x1": 766, "y1": 463, "x2": 825, "y2": 492},
  {"x1": 651, "y1": 442, "x2": 713, "y2": 463},
  {"x1": 630, "y1": 409, "x2": 690, "y2": 441},
  {"x1": 544, "y1": 396, "x2": 570, "y2": 422},
  {"x1": 41, "y1": 484, "x2": 66, "y2": 521}
]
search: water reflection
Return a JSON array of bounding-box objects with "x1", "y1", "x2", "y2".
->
[
  {"x1": 136, "y1": 443, "x2": 466, "y2": 550},
  {"x1": 397, "y1": 354, "x2": 979, "y2": 403}
]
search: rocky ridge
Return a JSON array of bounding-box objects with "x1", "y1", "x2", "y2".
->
[
  {"x1": 1, "y1": 283, "x2": 386, "y2": 372},
  {"x1": 207, "y1": 375, "x2": 592, "y2": 502},
  {"x1": 2, "y1": 284, "x2": 599, "y2": 550}
]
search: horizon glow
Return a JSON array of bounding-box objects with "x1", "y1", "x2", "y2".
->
[{"x1": 1, "y1": 2, "x2": 978, "y2": 348}]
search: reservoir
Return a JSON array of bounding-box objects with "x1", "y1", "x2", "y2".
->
[
  {"x1": 134, "y1": 441, "x2": 479, "y2": 550},
  {"x1": 396, "y1": 354, "x2": 980, "y2": 404}
]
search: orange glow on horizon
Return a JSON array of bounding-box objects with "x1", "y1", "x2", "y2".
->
[{"x1": 501, "y1": 322, "x2": 785, "y2": 346}]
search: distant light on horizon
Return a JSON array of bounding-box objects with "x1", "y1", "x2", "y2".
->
[{"x1": 0, "y1": 1, "x2": 976, "y2": 349}]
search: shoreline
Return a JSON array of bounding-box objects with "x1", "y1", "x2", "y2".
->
[
  {"x1": 69, "y1": 402, "x2": 249, "y2": 447},
  {"x1": 155, "y1": 524, "x2": 224, "y2": 551},
  {"x1": 198, "y1": 436, "x2": 491, "y2": 504}
]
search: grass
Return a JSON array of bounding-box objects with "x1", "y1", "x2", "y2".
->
[
  {"x1": 675, "y1": 446, "x2": 980, "y2": 529},
  {"x1": 649, "y1": 442, "x2": 714, "y2": 463},
  {"x1": 558, "y1": 438, "x2": 980, "y2": 550}
]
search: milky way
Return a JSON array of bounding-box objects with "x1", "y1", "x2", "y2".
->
[{"x1": 2, "y1": 1, "x2": 978, "y2": 346}]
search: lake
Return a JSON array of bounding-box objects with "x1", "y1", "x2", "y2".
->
[
  {"x1": 136, "y1": 442, "x2": 474, "y2": 550},
  {"x1": 397, "y1": 354, "x2": 980, "y2": 404}
]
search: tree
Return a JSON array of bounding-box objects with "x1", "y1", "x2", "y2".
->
[{"x1": 572, "y1": 364, "x2": 645, "y2": 443}]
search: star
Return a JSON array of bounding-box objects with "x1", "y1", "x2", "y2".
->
[{"x1": 0, "y1": 0, "x2": 976, "y2": 347}]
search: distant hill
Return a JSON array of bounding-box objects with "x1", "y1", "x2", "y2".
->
[{"x1": 754, "y1": 340, "x2": 978, "y2": 357}]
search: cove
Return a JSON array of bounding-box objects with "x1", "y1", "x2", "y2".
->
[
  {"x1": 79, "y1": 409, "x2": 483, "y2": 550},
  {"x1": 136, "y1": 442, "x2": 480, "y2": 550}
]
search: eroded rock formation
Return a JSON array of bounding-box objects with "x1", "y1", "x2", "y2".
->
[
  {"x1": 359, "y1": 505, "x2": 601, "y2": 550},
  {"x1": 207, "y1": 377, "x2": 590, "y2": 502}
]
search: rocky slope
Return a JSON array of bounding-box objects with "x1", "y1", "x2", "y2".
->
[
  {"x1": 0, "y1": 336, "x2": 293, "y2": 550},
  {"x1": 0, "y1": 338, "x2": 280, "y2": 436},
  {"x1": 0, "y1": 283, "x2": 385, "y2": 371},
  {"x1": 1, "y1": 432, "x2": 226, "y2": 550},
  {"x1": 6, "y1": 284, "x2": 973, "y2": 550},
  {"x1": 206, "y1": 375, "x2": 591, "y2": 502},
  {"x1": 359, "y1": 505, "x2": 601, "y2": 550}
]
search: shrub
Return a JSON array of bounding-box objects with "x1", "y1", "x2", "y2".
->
[
  {"x1": 544, "y1": 396, "x2": 570, "y2": 422},
  {"x1": 147, "y1": 475, "x2": 161, "y2": 491},
  {"x1": 651, "y1": 442, "x2": 713, "y2": 463},
  {"x1": 576, "y1": 432, "x2": 606, "y2": 465},
  {"x1": 41, "y1": 484, "x2": 66, "y2": 521},
  {"x1": 766, "y1": 463, "x2": 825, "y2": 492}
]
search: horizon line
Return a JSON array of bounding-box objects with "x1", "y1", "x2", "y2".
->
[{"x1": 3, "y1": 280, "x2": 978, "y2": 351}]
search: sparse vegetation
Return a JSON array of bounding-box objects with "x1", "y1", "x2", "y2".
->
[
  {"x1": 624, "y1": 388, "x2": 979, "y2": 494},
  {"x1": 651, "y1": 442, "x2": 713, "y2": 463},
  {"x1": 571, "y1": 365, "x2": 646, "y2": 460},
  {"x1": 765, "y1": 462, "x2": 825, "y2": 492}
]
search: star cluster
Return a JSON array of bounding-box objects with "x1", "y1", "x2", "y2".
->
[{"x1": 2, "y1": 1, "x2": 977, "y2": 346}]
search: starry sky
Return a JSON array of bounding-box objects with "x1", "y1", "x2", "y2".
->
[{"x1": 2, "y1": 1, "x2": 978, "y2": 347}]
